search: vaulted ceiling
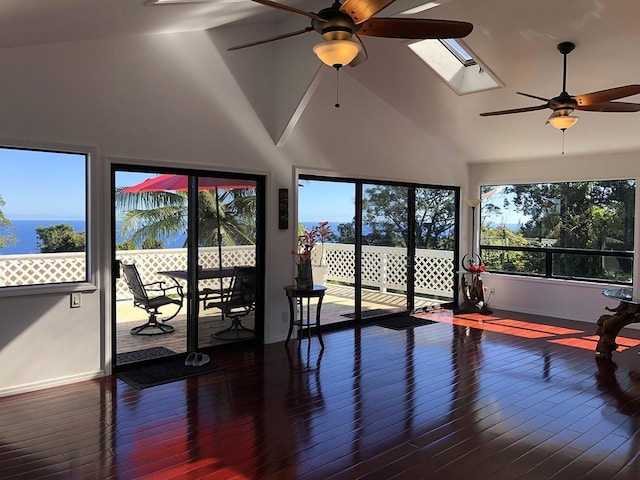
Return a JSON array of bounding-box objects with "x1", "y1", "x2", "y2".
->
[{"x1": 4, "y1": 0, "x2": 640, "y2": 163}]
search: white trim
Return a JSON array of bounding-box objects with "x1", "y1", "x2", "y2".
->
[{"x1": 0, "y1": 370, "x2": 106, "y2": 398}]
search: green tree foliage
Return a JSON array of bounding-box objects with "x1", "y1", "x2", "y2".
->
[
  {"x1": 361, "y1": 186, "x2": 456, "y2": 249},
  {"x1": 115, "y1": 187, "x2": 256, "y2": 249},
  {"x1": 0, "y1": 195, "x2": 17, "y2": 249},
  {"x1": 141, "y1": 238, "x2": 164, "y2": 249},
  {"x1": 482, "y1": 180, "x2": 634, "y2": 281},
  {"x1": 480, "y1": 225, "x2": 531, "y2": 272},
  {"x1": 36, "y1": 224, "x2": 85, "y2": 253},
  {"x1": 336, "y1": 222, "x2": 355, "y2": 243}
]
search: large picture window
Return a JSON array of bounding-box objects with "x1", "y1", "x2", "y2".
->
[
  {"x1": 480, "y1": 180, "x2": 635, "y2": 284},
  {"x1": 0, "y1": 145, "x2": 89, "y2": 288}
]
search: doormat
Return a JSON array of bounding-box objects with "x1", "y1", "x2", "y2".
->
[
  {"x1": 116, "y1": 356, "x2": 224, "y2": 390},
  {"x1": 341, "y1": 309, "x2": 394, "y2": 319},
  {"x1": 369, "y1": 315, "x2": 437, "y2": 331},
  {"x1": 116, "y1": 346, "x2": 176, "y2": 365}
]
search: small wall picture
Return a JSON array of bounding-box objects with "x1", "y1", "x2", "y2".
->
[{"x1": 278, "y1": 188, "x2": 288, "y2": 230}]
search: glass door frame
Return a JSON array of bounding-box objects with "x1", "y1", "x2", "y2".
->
[
  {"x1": 111, "y1": 164, "x2": 265, "y2": 368},
  {"x1": 299, "y1": 174, "x2": 459, "y2": 321}
]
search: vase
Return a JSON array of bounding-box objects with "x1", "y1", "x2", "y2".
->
[
  {"x1": 296, "y1": 258, "x2": 314, "y2": 289},
  {"x1": 313, "y1": 265, "x2": 329, "y2": 286}
]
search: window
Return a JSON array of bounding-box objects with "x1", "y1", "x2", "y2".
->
[
  {"x1": 480, "y1": 180, "x2": 635, "y2": 284},
  {"x1": 0, "y1": 145, "x2": 89, "y2": 288},
  {"x1": 407, "y1": 38, "x2": 502, "y2": 95}
]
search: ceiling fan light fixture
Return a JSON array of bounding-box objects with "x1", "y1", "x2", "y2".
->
[
  {"x1": 313, "y1": 39, "x2": 361, "y2": 68},
  {"x1": 547, "y1": 109, "x2": 580, "y2": 130}
]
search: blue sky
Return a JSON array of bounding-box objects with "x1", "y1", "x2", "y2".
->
[
  {"x1": 298, "y1": 180, "x2": 355, "y2": 223},
  {"x1": 0, "y1": 148, "x2": 87, "y2": 220},
  {"x1": 0, "y1": 150, "x2": 159, "y2": 221},
  {"x1": 0, "y1": 148, "x2": 354, "y2": 223}
]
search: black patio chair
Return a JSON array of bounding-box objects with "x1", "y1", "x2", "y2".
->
[
  {"x1": 121, "y1": 262, "x2": 184, "y2": 336},
  {"x1": 205, "y1": 266, "x2": 256, "y2": 340}
]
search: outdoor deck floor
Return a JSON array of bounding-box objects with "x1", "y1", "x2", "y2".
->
[{"x1": 115, "y1": 284, "x2": 446, "y2": 362}]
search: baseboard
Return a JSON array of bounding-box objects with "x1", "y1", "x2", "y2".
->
[
  {"x1": 488, "y1": 302, "x2": 598, "y2": 325},
  {"x1": 0, "y1": 370, "x2": 106, "y2": 398}
]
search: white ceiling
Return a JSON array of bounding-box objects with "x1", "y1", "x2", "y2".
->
[{"x1": 3, "y1": 0, "x2": 640, "y2": 163}]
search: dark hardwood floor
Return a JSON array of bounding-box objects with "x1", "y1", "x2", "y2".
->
[{"x1": 3, "y1": 309, "x2": 640, "y2": 479}]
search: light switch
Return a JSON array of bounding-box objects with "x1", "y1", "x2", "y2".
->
[{"x1": 71, "y1": 292, "x2": 82, "y2": 308}]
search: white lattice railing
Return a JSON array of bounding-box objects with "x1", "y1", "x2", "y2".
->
[
  {"x1": 0, "y1": 246, "x2": 256, "y2": 300},
  {"x1": 1, "y1": 243, "x2": 453, "y2": 300},
  {"x1": 115, "y1": 246, "x2": 256, "y2": 300},
  {"x1": 0, "y1": 252, "x2": 87, "y2": 287},
  {"x1": 322, "y1": 244, "x2": 454, "y2": 298}
]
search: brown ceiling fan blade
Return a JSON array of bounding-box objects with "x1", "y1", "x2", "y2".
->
[
  {"x1": 577, "y1": 101, "x2": 640, "y2": 112},
  {"x1": 340, "y1": 0, "x2": 396, "y2": 25},
  {"x1": 480, "y1": 104, "x2": 548, "y2": 116},
  {"x1": 517, "y1": 92, "x2": 550, "y2": 102},
  {"x1": 251, "y1": 0, "x2": 326, "y2": 22},
  {"x1": 574, "y1": 85, "x2": 640, "y2": 106},
  {"x1": 358, "y1": 18, "x2": 473, "y2": 39},
  {"x1": 227, "y1": 27, "x2": 314, "y2": 51}
]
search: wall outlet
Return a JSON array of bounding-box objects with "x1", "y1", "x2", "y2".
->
[
  {"x1": 489, "y1": 287, "x2": 496, "y2": 294},
  {"x1": 71, "y1": 292, "x2": 82, "y2": 308}
]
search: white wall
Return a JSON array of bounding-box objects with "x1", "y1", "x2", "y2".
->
[
  {"x1": 470, "y1": 151, "x2": 640, "y2": 323},
  {"x1": 0, "y1": 30, "x2": 468, "y2": 395}
]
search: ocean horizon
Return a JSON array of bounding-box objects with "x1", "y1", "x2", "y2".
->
[{"x1": 0, "y1": 219, "x2": 186, "y2": 255}]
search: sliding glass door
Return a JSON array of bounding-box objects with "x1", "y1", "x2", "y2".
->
[
  {"x1": 360, "y1": 183, "x2": 411, "y2": 319},
  {"x1": 413, "y1": 187, "x2": 458, "y2": 311},
  {"x1": 298, "y1": 176, "x2": 458, "y2": 326},
  {"x1": 298, "y1": 180, "x2": 357, "y2": 320},
  {"x1": 112, "y1": 166, "x2": 263, "y2": 367},
  {"x1": 195, "y1": 174, "x2": 259, "y2": 349}
]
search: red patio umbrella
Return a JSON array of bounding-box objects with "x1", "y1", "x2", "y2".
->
[
  {"x1": 121, "y1": 174, "x2": 256, "y2": 193},
  {"x1": 120, "y1": 174, "x2": 256, "y2": 296}
]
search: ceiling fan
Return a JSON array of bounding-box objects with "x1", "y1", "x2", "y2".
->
[
  {"x1": 228, "y1": 0, "x2": 473, "y2": 69},
  {"x1": 480, "y1": 41, "x2": 640, "y2": 131}
]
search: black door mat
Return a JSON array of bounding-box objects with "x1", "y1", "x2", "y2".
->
[
  {"x1": 341, "y1": 309, "x2": 395, "y2": 319},
  {"x1": 116, "y1": 346, "x2": 176, "y2": 365},
  {"x1": 116, "y1": 356, "x2": 223, "y2": 389},
  {"x1": 369, "y1": 315, "x2": 437, "y2": 331}
]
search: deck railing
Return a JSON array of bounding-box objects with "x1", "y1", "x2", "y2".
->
[{"x1": 1, "y1": 244, "x2": 454, "y2": 300}]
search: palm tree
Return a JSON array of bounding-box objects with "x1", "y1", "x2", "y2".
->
[{"x1": 115, "y1": 188, "x2": 256, "y2": 249}]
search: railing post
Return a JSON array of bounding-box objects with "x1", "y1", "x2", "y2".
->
[
  {"x1": 380, "y1": 249, "x2": 388, "y2": 293},
  {"x1": 545, "y1": 250, "x2": 553, "y2": 277}
]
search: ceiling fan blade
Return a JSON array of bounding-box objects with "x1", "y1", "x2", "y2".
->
[
  {"x1": 251, "y1": 0, "x2": 326, "y2": 22},
  {"x1": 480, "y1": 104, "x2": 549, "y2": 117},
  {"x1": 575, "y1": 85, "x2": 640, "y2": 106},
  {"x1": 227, "y1": 27, "x2": 314, "y2": 51},
  {"x1": 517, "y1": 92, "x2": 550, "y2": 102},
  {"x1": 577, "y1": 101, "x2": 640, "y2": 112},
  {"x1": 340, "y1": 0, "x2": 396, "y2": 25},
  {"x1": 358, "y1": 18, "x2": 473, "y2": 39}
]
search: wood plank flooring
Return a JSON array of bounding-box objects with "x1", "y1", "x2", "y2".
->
[{"x1": 3, "y1": 309, "x2": 640, "y2": 479}]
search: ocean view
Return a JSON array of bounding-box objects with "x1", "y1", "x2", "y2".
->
[{"x1": 0, "y1": 220, "x2": 187, "y2": 255}]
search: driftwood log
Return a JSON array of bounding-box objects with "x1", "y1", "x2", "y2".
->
[
  {"x1": 596, "y1": 301, "x2": 640, "y2": 358},
  {"x1": 457, "y1": 273, "x2": 492, "y2": 315}
]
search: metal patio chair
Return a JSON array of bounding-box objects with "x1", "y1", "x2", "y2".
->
[
  {"x1": 205, "y1": 266, "x2": 256, "y2": 340},
  {"x1": 121, "y1": 262, "x2": 184, "y2": 336}
]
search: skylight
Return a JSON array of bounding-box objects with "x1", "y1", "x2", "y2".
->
[
  {"x1": 400, "y1": 2, "x2": 443, "y2": 15},
  {"x1": 440, "y1": 38, "x2": 476, "y2": 66},
  {"x1": 407, "y1": 38, "x2": 503, "y2": 95}
]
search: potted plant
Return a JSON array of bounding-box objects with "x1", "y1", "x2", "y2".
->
[{"x1": 300, "y1": 221, "x2": 334, "y2": 285}]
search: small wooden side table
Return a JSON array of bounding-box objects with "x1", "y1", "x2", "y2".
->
[{"x1": 284, "y1": 285, "x2": 326, "y2": 350}]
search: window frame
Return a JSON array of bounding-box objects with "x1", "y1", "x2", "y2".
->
[
  {"x1": 479, "y1": 179, "x2": 635, "y2": 285},
  {"x1": 0, "y1": 139, "x2": 98, "y2": 297}
]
